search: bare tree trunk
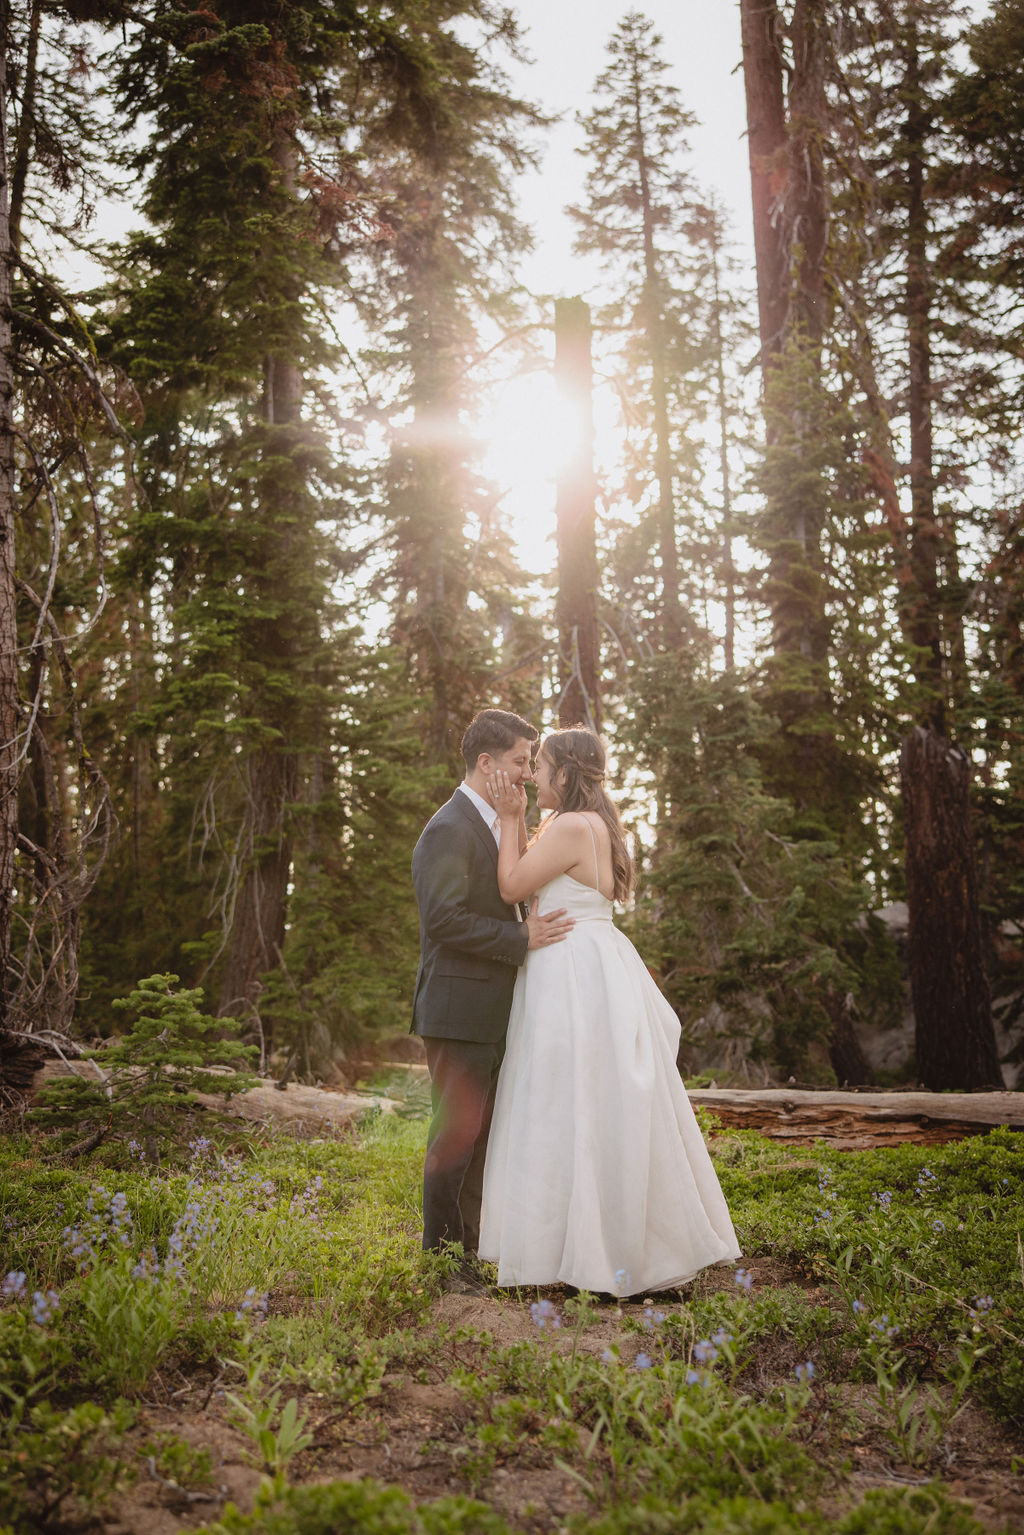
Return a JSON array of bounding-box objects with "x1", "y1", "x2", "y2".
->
[
  {"x1": 0, "y1": 16, "x2": 20, "y2": 1025},
  {"x1": 554, "y1": 297, "x2": 600, "y2": 731},
  {"x1": 217, "y1": 351, "x2": 302, "y2": 1035},
  {"x1": 901, "y1": 728, "x2": 1001, "y2": 1090},
  {"x1": 741, "y1": 0, "x2": 833, "y2": 802},
  {"x1": 7, "y1": 0, "x2": 40, "y2": 258},
  {"x1": 903, "y1": 39, "x2": 945, "y2": 734},
  {"x1": 740, "y1": 0, "x2": 788, "y2": 366},
  {"x1": 217, "y1": 742, "x2": 296, "y2": 1037},
  {"x1": 708, "y1": 215, "x2": 736, "y2": 671}
]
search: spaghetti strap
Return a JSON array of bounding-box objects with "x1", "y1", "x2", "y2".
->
[{"x1": 583, "y1": 815, "x2": 600, "y2": 889}]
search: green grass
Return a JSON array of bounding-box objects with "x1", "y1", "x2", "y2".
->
[{"x1": 0, "y1": 1114, "x2": 1021, "y2": 1534}]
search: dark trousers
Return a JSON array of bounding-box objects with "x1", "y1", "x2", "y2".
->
[{"x1": 421, "y1": 1035, "x2": 504, "y2": 1254}]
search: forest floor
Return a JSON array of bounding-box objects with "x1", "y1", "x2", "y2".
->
[
  {"x1": 2, "y1": 1079, "x2": 1023, "y2": 1535},
  {"x1": 99, "y1": 1259, "x2": 1024, "y2": 1535}
]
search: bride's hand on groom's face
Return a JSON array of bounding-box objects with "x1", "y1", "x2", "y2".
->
[{"x1": 486, "y1": 769, "x2": 526, "y2": 819}]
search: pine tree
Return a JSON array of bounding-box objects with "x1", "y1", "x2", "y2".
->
[
  {"x1": 355, "y1": 0, "x2": 544, "y2": 770},
  {"x1": 828, "y1": 0, "x2": 1003, "y2": 1088},
  {"x1": 570, "y1": 11, "x2": 705, "y2": 652},
  {"x1": 739, "y1": 0, "x2": 878, "y2": 837},
  {"x1": 0, "y1": 1, "x2": 127, "y2": 1031}
]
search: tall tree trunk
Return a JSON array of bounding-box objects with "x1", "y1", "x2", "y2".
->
[
  {"x1": 630, "y1": 58, "x2": 681, "y2": 648},
  {"x1": 217, "y1": 736, "x2": 297, "y2": 1047},
  {"x1": 708, "y1": 216, "x2": 736, "y2": 672},
  {"x1": 742, "y1": 0, "x2": 834, "y2": 813},
  {"x1": 895, "y1": 30, "x2": 1000, "y2": 1090},
  {"x1": 0, "y1": 17, "x2": 20, "y2": 1026},
  {"x1": 903, "y1": 39, "x2": 945, "y2": 733},
  {"x1": 218, "y1": 130, "x2": 303, "y2": 1034},
  {"x1": 7, "y1": 0, "x2": 40, "y2": 257},
  {"x1": 740, "y1": 0, "x2": 788, "y2": 366},
  {"x1": 901, "y1": 728, "x2": 1000, "y2": 1089},
  {"x1": 554, "y1": 297, "x2": 600, "y2": 731}
]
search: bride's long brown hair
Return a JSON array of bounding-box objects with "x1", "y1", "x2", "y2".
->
[{"x1": 539, "y1": 727, "x2": 634, "y2": 901}]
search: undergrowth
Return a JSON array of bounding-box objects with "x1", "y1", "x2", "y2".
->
[{"x1": 0, "y1": 1109, "x2": 1021, "y2": 1534}]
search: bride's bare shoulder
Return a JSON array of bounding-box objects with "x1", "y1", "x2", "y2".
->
[{"x1": 558, "y1": 809, "x2": 607, "y2": 839}]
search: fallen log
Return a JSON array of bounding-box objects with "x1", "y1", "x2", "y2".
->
[{"x1": 688, "y1": 1087, "x2": 1024, "y2": 1149}]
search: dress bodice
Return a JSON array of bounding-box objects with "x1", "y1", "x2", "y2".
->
[{"x1": 536, "y1": 872, "x2": 614, "y2": 922}]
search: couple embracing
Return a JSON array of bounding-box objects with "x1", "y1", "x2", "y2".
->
[{"x1": 411, "y1": 709, "x2": 739, "y2": 1297}]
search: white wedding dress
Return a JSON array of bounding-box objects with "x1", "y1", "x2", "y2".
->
[{"x1": 479, "y1": 857, "x2": 741, "y2": 1297}]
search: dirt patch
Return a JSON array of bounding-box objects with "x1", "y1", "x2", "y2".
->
[{"x1": 97, "y1": 1267, "x2": 1024, "y2": 1535}]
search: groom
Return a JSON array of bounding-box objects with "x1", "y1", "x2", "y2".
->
[{"x1": 411, "y1": 708, "x2": 573, "y2": 1281}]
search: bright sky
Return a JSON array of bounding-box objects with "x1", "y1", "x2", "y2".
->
[
  {"x1": 476, "y1": 3, "x2": 753, "y2": 573},
  {"x1": 504, "y1": 1, "x2": 753, "y2": 297}
]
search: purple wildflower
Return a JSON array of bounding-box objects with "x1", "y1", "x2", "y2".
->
[
  {"x1": 530, "y1": 1298, "x2": 561, "y2": 1331},
  {"x1": 31, "y1": 1289, "x2": 59, "y2": 1326},
  {"x1": 1, "y1": 1270, "x2": 26, "y2": 1301}
]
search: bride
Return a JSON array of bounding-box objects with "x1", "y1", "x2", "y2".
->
[{"x1": 478, "y1": 726, "x2": 740, "y2": 1297}]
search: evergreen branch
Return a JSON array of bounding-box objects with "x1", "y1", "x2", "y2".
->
[
  {"x1": 11, "y1": 309, "x2": 123, "y2": 437},
  {"x1": 12, "y1": 251, "x2": 104, "y2": 366}
]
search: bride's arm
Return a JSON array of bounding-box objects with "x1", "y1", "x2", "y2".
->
[{"x1": 488, "y1": 772, "x2": 586, "y2": 904}]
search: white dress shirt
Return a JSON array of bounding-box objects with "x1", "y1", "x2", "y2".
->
[{"x1": 459, "y1": 780, "x2": 501, "y2": 845}]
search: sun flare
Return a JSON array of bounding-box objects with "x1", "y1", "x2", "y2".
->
[{"x1": 474, "y1": 371, "x2": 587, "y2": 572}]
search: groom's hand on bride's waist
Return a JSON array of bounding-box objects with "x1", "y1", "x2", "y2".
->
[{"x1": 525, "y1": 898, "x2": 574, "y2": 949}]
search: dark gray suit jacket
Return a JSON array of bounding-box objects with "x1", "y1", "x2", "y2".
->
[{"x1": 411, "y1": 789, "x2": 529, "y2": 1043}]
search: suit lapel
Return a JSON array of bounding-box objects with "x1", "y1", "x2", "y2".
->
[{"x1": 451, "y1": 788, "x2": 499, "y2": 868}]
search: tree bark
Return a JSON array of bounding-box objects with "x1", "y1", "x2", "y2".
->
[
  {"x1": 0, "y1": 16, "x2": 20, "y2": 1026},
  {"x1": 740, "y1": 0, "x2": 788, "y2": 365},
  {"x1": 707, "y1": 214, "x2": 736, "y2": 671},
  {"x1": 554, "y1": 297, "x2": 600, "y2": 731},
  {"x1": 217, "y1": 127, "x2": 304, "y2": 1032},
  {"x1": 217, "y1": 741, "x2": 296, "y2": 1045},
  {"x1": 7, "y1": 0, "x2": 40, "y2": 258},
  {"x1": 903, "y1": 37, "x2": 945, "y2": 732},
  {"x1": 900, "y1": 726, "x2": 1001, "y2": 1090},
  {"x1": 742, "y1": 0, "x2": 834, "y2": 808},
  {"x1": 892, "y1": 24, "x2": 998, "y2": 1093}
]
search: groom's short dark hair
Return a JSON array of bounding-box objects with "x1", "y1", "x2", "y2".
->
[{"x1": 461, "y1": 709, "x2": 538, "y2": 770}]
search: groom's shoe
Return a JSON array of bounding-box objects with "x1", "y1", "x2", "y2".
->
[{"x1": 443, "y1": 1258, "x2": 492, "y2": 1297}]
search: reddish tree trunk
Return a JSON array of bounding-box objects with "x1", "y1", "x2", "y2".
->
[
  {"x1": 903, "y1": 40, "x2": 946, "y2": 733},
  {"x1": 740, "y1": 0, "x2": 788, "y2": 364},
  {"x1": 217, "y1": 354, "x2": 302, "y2": 1037},
  {"x1": 900, "y1": 727, "x2": 1001, "y2": 1090},
  {"x1": 0, "y1": 23, "x2": 19, "y2": 1025},
  {"x1": 893, "y1": 29, "x2": 999, "y2": 1091}
]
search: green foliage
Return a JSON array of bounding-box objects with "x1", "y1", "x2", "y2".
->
[
  {"x1": 198, "y1": 1479, "x2": 514, "y2": 1535},
  {"x1": 0, "y1": 1391, "x2": 136, "y2": 1535},
  {"x1": 226, "y1": 1360, "x2": 314, "y2": 1475},
  {"x1": 35, "y1": 974, "x2": 257, "y2": 1159},
  {"x1": 140, "y1": 1430, "x2": 216, "y2": 1492},
  {"x1": 835, "y1": 1485, "x2": 989, "y2": 1535},
  {"x1": 1, "y1": 1108, "x2": 1018, "y2": 1534},
  {"x1": 624, "y1": 658, "x2": 898, "y2": 1079},
  {"x1": 73, "y1": 1245, "x2": 188, "y2": 1394}
]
